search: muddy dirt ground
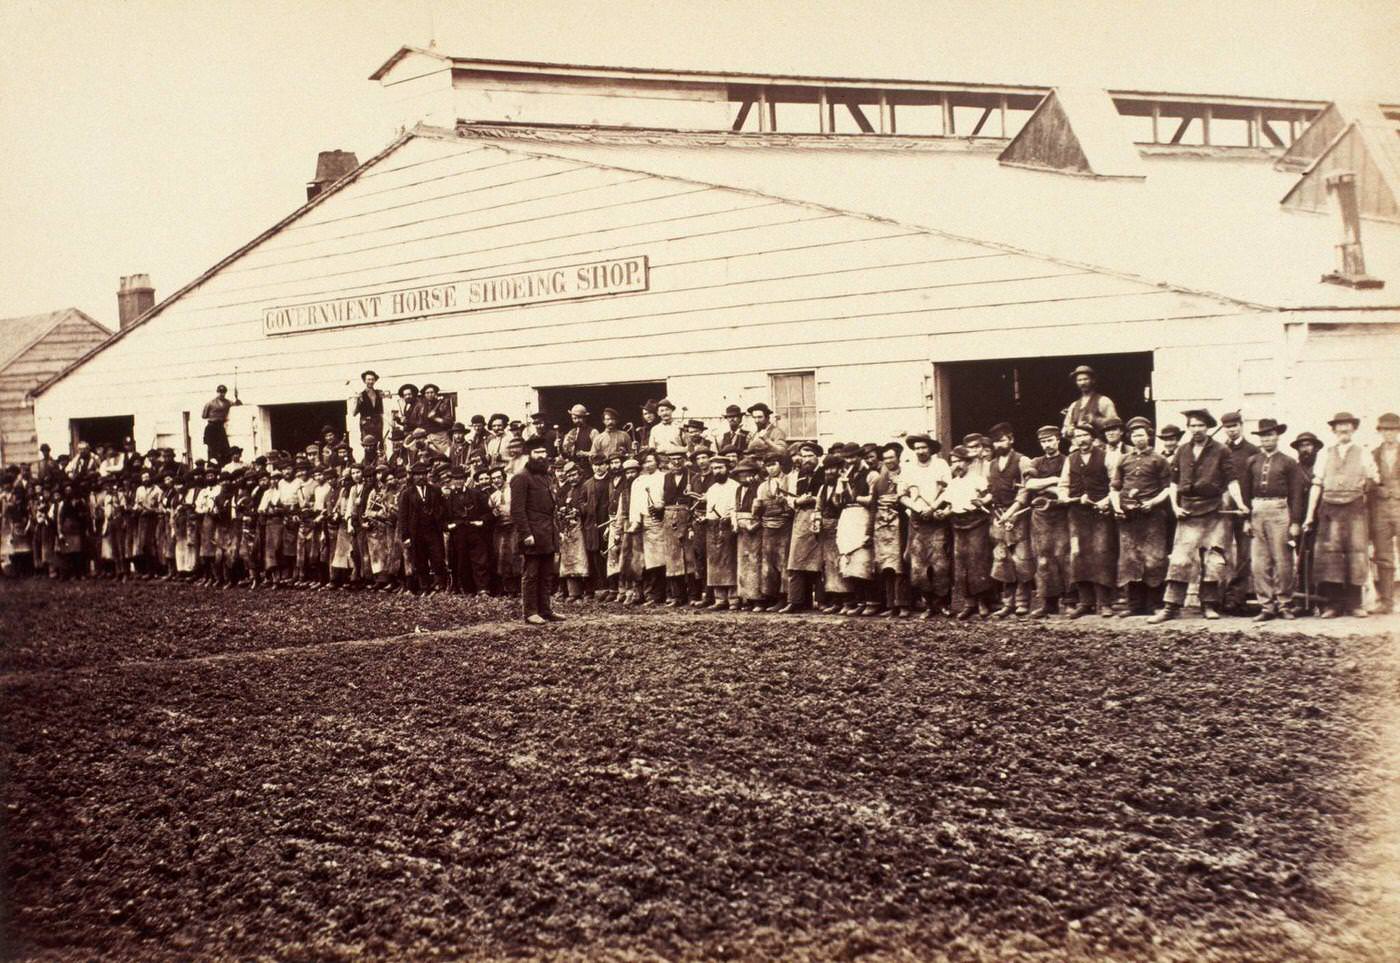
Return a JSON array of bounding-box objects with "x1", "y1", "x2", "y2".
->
[{"x1": 2, "y1": 579, "x2": 1397, "y2": 961}]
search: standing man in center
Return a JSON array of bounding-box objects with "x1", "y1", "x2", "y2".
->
[
  {"x1": 986, "y1": 423, "x2": 1035, "y2": 618},
  {"x1": 1241, "y1": 418, "x2": 1306, "y2": 622},
  {"x1": 1219, "y1": 411, "x2": 1259, "y2": 613},
  {"x1": 397, "y1": 462, "x2": 448, "y2": 594},
  {"x1": 511, "y1": 438, "x2": 563, "y2": 625}
]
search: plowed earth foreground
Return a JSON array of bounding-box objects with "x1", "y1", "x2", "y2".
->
[{"x1": 2, "y1": 581, "x2": 1397, "y2": 961}]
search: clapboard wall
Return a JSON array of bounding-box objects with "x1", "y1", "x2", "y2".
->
[
  {"x1": 2, "y1": 310, "x2": 110, "y2": 464},
  {"x1": 34, "y1": 128, "x2": 1275, "y2": 454}
]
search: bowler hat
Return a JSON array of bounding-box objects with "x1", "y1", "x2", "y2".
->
[
  {"x1": 1377, "y1": 412, "x2": 1400, "y2": 431},
  {"x1": 1071, "y1": 421, "x2": 1103, "y2": 439},
  {"x1": 880, "y1": 441, "x2": 904, "y2": 458},
  {"x1": 1181, "y1": 408, "x2": 1218, "y2": 428},
  {"x1": 656, "y1": 398, "x2": 676, "y2": 411},
  {"x1": 1290, "y1": 431, "x2": 1322, "y2": 451},
  {"x1": 589, "y1": 452, "x2": 608, "y2": 466},
  {"x1": 470, "y1": 414, "x2": 486, "y2": 425},
  {"x1": 747, "y1": 402, "x2": 773, "y2": 416},
  {"x1": 950, "y1": 445, "x2": 973, "y2": 462},
  {"x1": 987, "y1": 422, "x2": 1014, "y2": 440},
  {"x1": 724, "y1": 404, "x2": 743, "y2": 418},
  {"x1": 685, "y1": 419, "x2": 705, "y2": 431},
  {"x1": 450, "y1": 422, "x2": 467, "y2": 434},
  {"x1": 797, "y1": 440, "x2": 823, "y2": 456},
  {"x1": 1157, "y1": 423, "x2": 1183, "y2": 440},
  {"x1": 821, "y1": 454, "x2": 844, "y2": 470},
  {"x1": 1327, "y1": 411, "x2": 1360, "y2": 428},
  {"x1": 1070, "y1": 364, "x2": 1096, "y2": 379},
  {"x1": 569, "y1": 404, "x2": 590, "y2": 417},
  {"x1": 642, "y1": 399, "x2": 659, "y2": 413},
  {"x1": 602, "y1": 407, "x2": 620, "y2": 419},
  {"x1": 1251, "y1": 418, "x2": 1287, "y2": 436},
  {"x1": 421, "y1": 383, "x2": 440, "y2": 394}
]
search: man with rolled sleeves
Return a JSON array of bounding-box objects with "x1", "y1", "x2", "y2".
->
[
  {"x1": 1111, "y1": 416, "x2": 1173, "y2": 617},
  {"x1": 589, "y1": 408, "x2": 633, "y2": 462},
  {"x1": 647, "y1": 399, "x2": 687, "y2": 457},
  {"x1": 510, "y1": 438, "x2": 563, "y2": 625},
  {"x1": 1219, "y1": 411, "x2": 1259, "y2": 613},
  {"x1": 745, "y1": 403, "x2": 788, "y2": 457},
  {"x1": 1241, "y1": 418, "x2": 1307, "y2": 621},
  {"x1": 1368, "y1": 412, "x2": 1400, "y2": 614},
  {"x1": 899, "y1": 433, "x2": 952, "y2": 619},
  {"x1": 1061, "y1": 365, "x2": 1119, "y2": 440},
  {"x1": 1150, "y1": 409, "x2": 1245, "y2": 623}
]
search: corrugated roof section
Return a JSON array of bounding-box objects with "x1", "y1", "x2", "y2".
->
[{"x1": 997, "y1": 89, "x2": 1146, "y2": 179}]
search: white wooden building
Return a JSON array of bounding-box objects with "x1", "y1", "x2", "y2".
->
[{"x1": 28, "y1": 50, "x2": 1400, "y2": 456}]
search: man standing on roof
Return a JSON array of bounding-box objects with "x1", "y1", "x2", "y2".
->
[
  {"x1": 1060, "y1": 365, "x2": 1119, "y2": 440},
  {"x1": 202, "y1": 384, "x2": 242, "y2": 464}
]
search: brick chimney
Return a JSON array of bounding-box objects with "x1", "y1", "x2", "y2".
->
[
  {"x1": 306, "y1": 150, "x2": 360, "y2": 201},
  {"x1": 117, "y1": 274, "x2": 155, "y2": 329}
]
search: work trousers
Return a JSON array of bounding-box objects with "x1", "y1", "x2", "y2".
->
[
  {"x1": 588, "y1": 548, "x2": 608, "y2": 593},
  {"x1": 1225, "y1": 516, "x2": 1252, "y2": 610},
  {"x1": 521, "y1": 553, "x2": 556, "y2": 618},
  {"x1": 407, "y1": 531, "x2": 448, "y2": 592},
  {"x1": 1372, "y1": 497, "x2": 1400, "y2": 608},
  {"x1": 449, "y1": 525, "x2": 491, "y2": 593},
  {"x1": 1249, "y1": 498, "x2": 1294, "y2": 611}
]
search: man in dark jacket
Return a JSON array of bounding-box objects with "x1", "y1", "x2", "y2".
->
[
  {"x1": 510, "y1": 438, "x2": 563, "y2": 625},
  {"x1": 397, "y1": 462, "x2": 448, "y2": 594}
]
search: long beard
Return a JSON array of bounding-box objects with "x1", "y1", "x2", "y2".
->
[{"x1": 525, "y1": 458, "x2": 548, "y2": 475}]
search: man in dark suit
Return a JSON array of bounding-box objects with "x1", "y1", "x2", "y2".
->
[
  {"x1": 397, "y1": 461, "x2": 448, "y2": 594},
  {"x1": 510, "y1": 438, "x2": 563, "y2": 625}
]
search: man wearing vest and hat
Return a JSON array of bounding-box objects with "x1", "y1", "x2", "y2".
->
[
  {"x1": 561, "y1": 404, "x2": 595, "y2": 465},
  {"x1": 1111, "y1": 416, "x2": 1173, "y2": 617},
  {"x1": 1059, "y1": 421, "x2": 1119, "y2": 617},
  {"x1": 1023, "y1": 425, "x2": 1072, "y2": 617},
  {"x1": 718, "y1": 405, "x2": 751, "y2": 456},
  {"x1": 589, "y1": 408, "x2": 633, "y2": 462},
  {"x1": 986, "y1": 423, "x2": 1036, "y2": 618},
  {"x1": 702, "y1": 452, "x2": 740, "y2": 608},
  {"x1": 1240, "y1": 418, "x2": 1306, "y2": 621},
  {"x1": 1368, "y1": 412, "x2": 1400, "y2": 613},
  {"x1": 1219, "y1": 411, "x2": 1259, "y2": 613},
  {"x1": 745, "y1": 402, "x2": 788, "y2": 458},
  {"x1": 1304, "y1": 412, "x2": 1379, "y2": 618},
  {"x1": 1061, "y1": 365, "x2": 1120, "y2": 440},
  {"x1": 1151, "y1": 409, "x2": 1245, "y2": 622}
]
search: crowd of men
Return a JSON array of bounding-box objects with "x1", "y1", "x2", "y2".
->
[{"x1": 3, "y1": 366, "x2": 1397, "y2": 626}]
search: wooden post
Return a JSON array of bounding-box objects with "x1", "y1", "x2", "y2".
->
[
  {"x1": 942, "y1": 93, "x2": 954, "y2": 136},
  {"x1": 1250, "y1": 108, "x2": 1262, "y2": 148},
  {"x1": 758, "y1": 88, "x2": 771, "y2": 132},
  {"x1": 1201, "y1": 106, "x2": 1212, "y2": 146},
  {"x1": 1151, "y1": 103, "x2": 1160, "y2": 143},
  {"x1": 818, "y1": 88, "x2": 830, "y2": 133},
  {"x1": 999, "y1": 94, "x2": 1008, "y2": 137},
  {"x1": 878, "y1": 91, "x2": 890, "y2": 133}
]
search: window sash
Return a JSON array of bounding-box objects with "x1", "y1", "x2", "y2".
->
[{"x1": 770, "y1": 372, "x2": 816, "y2": 438}]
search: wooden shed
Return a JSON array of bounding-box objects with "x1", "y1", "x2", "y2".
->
[{"x1": 0, "y1": 308, "x2": 111, "y2": 465}]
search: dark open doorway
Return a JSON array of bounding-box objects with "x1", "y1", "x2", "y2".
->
[
  {"x1": 535, "y1": 380, "x2": 667, "y2": 434},
  {"x1": 942, "y1": 352, "x2": 1154, "y2": 450},
  {"x1": 265, "y1": 401, "x2": 347, "y2": 454},
  {"x1": 70, "y1": 415, "x2": 135, "y2": 452}
]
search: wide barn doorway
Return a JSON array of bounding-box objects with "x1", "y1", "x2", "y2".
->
[
  {"x1": 70, "y1": 415, "x2": 135, "y2": 451},
  {"x1": 940, "y1": 352, "x2": 1154, "y2": 450},
  {"x1": 536, "y1": 381, "x2": 667, "y2": 434},
  {"x1": 264, "y1": 401, "x2": 347, "y2": 455}
]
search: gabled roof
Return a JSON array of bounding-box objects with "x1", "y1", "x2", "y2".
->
[
  {"x1": 369, "y1": 45, "x2": 451, "y2": 82},
  {"x1": 0, "y1": 307, "x2": 110, "y2": 373},
  {"x1": 28, "y1": 133, "x2": 412, "y2": 399},
  {"x1": 1281, "y1": 118, "x2": 1400, "y2": 224},
  {"x1": 1276, "y1": 102, "x2": 1395, "y2": 172},
  {"x1": 997, "y1": 88, "x2": 1146, "y2": 179}
]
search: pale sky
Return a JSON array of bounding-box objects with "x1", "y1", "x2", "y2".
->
[{"x1": 2, "y1": 0, "x2": 1398, "y2": 325}]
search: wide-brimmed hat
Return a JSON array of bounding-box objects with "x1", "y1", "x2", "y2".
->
[
  {"x1": 398, "y1": 384, "x2": 418, "y2": 397},
  {"x1": 569, "y1": 404, "x2": 589, "y2": 417},
  {"x1": 1181, "y1": 408, "x2": 1217, "y2": 428},
  {"x1": 420, "y1": 383, "x2": 441, "y2": 394},
  {"x1": 1327, "y1": 411, "x2": 1360, "y2": 428},
  {"x1": 747, "y1": 402, "x2": 773, "y2": 416},
  {"x1": 1251, "y1": 418, "x2": 1287, "y2": 436},
  {"x1": 1290, "y1": 431, "x2": 1322, "y2": 450},
  {"x1": 685, "y1": 419, "x2": 705, "y2": 431},
  {"x1": 987, "y1": 422, "x2": 1014, "y2": 441},
  {"x1": 880, "y1": 441, "x2": 904, "y2": 458},
  {"x1": 796, "y1": 440, "x2": 823, "y2": 456},
  {"x1": 1376, "y1": 412, "x2": 1400, "y2": 431}
]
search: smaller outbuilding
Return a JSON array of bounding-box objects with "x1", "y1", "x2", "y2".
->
[{"x1": 0, "y1": 307, "x2": 112, "y2": 465}]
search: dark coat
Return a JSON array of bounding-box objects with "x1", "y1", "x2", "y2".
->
[
  {"x1": 578, "y1": 475, "x2": 612, "y2": 552},
  {"x1": 397, "y1": 482, "x2": 447, "y2": 542},
  {"x1": 509, "y1": 467, "x2": 559, "y2": 554}
]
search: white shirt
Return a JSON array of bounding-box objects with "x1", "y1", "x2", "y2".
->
[
  {"x1": 628, "y1": 471, "x2": 667, "y2": 525},
  {"x1": 648, "y1": 420, "x2": 686, "y2": 455},
  {"x1": 943, "y1": 471, "x2": 986, "y2": 513},
  {"x1": 706, "y1": 477, "x2": 739, "y2": 522},
  {"x1": 900, "y1": 456, "x2": 951, "y2": 504}
]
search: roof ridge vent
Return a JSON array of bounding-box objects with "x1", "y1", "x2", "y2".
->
[{"x1": 997, "y1": 88, "x2": 1146, "y2": 179}]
